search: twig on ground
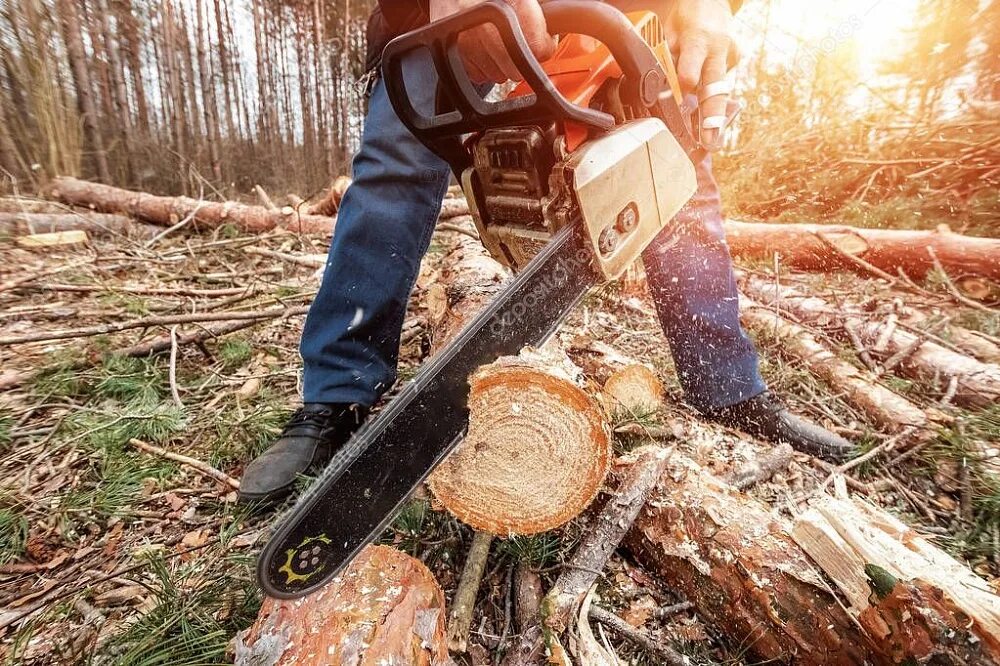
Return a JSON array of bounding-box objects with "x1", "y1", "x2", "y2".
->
[
  {"x1": 130, "y1": 438, "x2": 240, "y2": 490},
  {"x1": 245, "y1": 246, "x2": 326, "y2": 268},
  {"x1": 654, "y1": 601, "x2": 694, "y2": 620},
  {"x1": 0, "y1": 305, "x2": 309, "y2": 346},
  {"x1": 168, "y1": 326, "x2": 184, "y2": 408},
  {"x1": 0, "y1": 258, "x2": 93, "y2": 294},
  {"x1": 589, "y1": 605, "x2": 690, "y2": 666},
  {"x1": 447, "y1": 530, "x2": 494, "y2": 653}
]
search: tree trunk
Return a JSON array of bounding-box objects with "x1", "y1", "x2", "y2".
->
[
  {"x1": 741, "y1": 275, "x2": 1000, "y2": 409},
  {"x1": 724, "y1": 220, "x2": 1000, "y2": 287},
  {"x1": 793, "y1": 496, "x2": 1000, "y2": 664},
  {"x1": 47, "y1": 177, "x2": 335, "y2": 234},
  {"x1": 195, "y1": 0, "x2": 223, "y2": 183},
  {"x1": 627, "y1": 454, "x2": 1000, "y2": 664},
  {"x1": 117, "y1": 0, "x2": 150, "y2": 134},
  {"x1": 211, "y1": 0, "x2": 235, "y2": 139},
  {"x1": 740, "y1": 297, "x2": 930, "y2": 432},
  {"x1": 235, "y1": 545, "x2": 450, "y2": 666},
  {"x1": 97, "y1": 0, "x2": 134, "y2": 183},
  {"x1": 56, "y1": 0, "x2": 111, "y2": 183}
]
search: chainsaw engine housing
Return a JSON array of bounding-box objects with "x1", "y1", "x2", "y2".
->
[{"x1": 463, "y1": 117, "x2": 696, "y2": 280}]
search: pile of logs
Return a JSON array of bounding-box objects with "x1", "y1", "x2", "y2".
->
[{"x1": 7, "y1": 179, "x2": 1000, "y2": 664}]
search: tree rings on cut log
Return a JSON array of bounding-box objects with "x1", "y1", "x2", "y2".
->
[
  {"x1": 235, "y1": 545, "x2": 449, "y2": 666},
  {"x1": 429, "y1": 351, "x2": 611, "y2": 535},
  {"x1": 603, "y1": 364, "x2": 665, "y2": 414}
]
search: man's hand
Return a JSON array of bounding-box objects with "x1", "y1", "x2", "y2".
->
[
  {"x1": 668, "y1": 0, "x2": 739, "y2": 144},
  {"x1": 429, "y1": 0, "x2": 556, "y2": 84}
]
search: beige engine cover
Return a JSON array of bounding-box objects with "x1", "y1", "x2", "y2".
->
[{"x1": 568, "y1": 117, "x2": 697, "y2": 279}]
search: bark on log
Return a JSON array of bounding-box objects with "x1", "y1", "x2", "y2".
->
[
  {"x1": 235, "y1": 545, "x2": 450, "y2": 666},
  {"x1": 428, "y1": 349, "x2": 612, "y2": 535},
  {"x1": 626, "y1": 454, "x2": 1000, "y2": 664},
  {"x1": 724, "y1": 220, "x2": 1000, "y2": 287},
  {"x1": 741, "y1": 275, "x2": 1000, "y2": 409},
  {"x1": 740, "y1": 296, "x2": 930, "y2": 432},
  {"x1": 626, "y1": 454, "x2": 875, "y2": 664},
  {"x1": 47, "y1": 177, "x2": 335, "y2": 234},
  {"x1": 793, "y1": 496, "x2": 1000, "y2": 664}
]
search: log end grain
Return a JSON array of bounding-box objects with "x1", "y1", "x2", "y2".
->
[{"x1": 429, "y1": 352, "x2": 611, "y2": 535}]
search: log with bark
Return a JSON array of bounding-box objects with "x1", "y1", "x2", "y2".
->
[
  {"x1": 624, "y1": 454, "x2": 1000, "y2": 664},
  {"x1": 235, "y1": 545, "x2": 450, "y2": 666},
  {"x1": 741, "y1": 275, "x2": 1000, "y2": 409},
  {"x1": 308, "y1": 174, "x2": 352, "y2": 216},
  {"x1": 47, "y1": 176, "x2": 337, "y2": 234},
  {"x1": 0, "y1": 212, "x2": 159, "y2": 238},
  {"x1": 724, "y1": 220, "x2": 1000, "y2": 297}
]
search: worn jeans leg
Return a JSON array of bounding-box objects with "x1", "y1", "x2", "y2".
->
[
  {"x1": 300, "y1": 51, "x2": 451, "y2": 406},
  {"x1": 641, "y1": 150, "x2": 767, "y2": 413}
]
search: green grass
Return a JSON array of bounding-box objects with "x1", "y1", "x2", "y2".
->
[
  {"x1": 0, "y1": 505, "x2": 29, "y2": 565},
  {"x1": 218, "y1": 338, "x2": 253, "y2": 371},
  {"x1": 93, "y1": 356, "x2": 165, "y2": 404},
  {"x1": 88, "y1": 553, "x2": 261, "y2": 666},
  {"x1": 209, "y1": 399, "x2": 289, "y2": 467}
]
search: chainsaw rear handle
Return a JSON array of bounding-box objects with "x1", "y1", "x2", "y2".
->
[{"x1": 381, "y1": 0, "x2": 692, "y2": 173}]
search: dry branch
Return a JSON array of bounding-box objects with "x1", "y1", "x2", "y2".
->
[
  {"x1": 447, "y1": 531, "x2": 494, "y2": 653},
  {"x1": 741, "y1": 275, "x2": 1000, "y2": 409},
  {"x1": 235, "y1": 545, "x2": 450, "y2": 666},
  {"x1": 130, "y1": 439, "x2": 239, "y2": 490},
  {"x1": 740, "y1": 296, "x2": 930, "y2": 432},
  {"x1": 0, "y1": 305, "x2": 309, "y2": 346}
]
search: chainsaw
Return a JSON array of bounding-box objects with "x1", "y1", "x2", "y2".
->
[{"x1": 258, "y1": 0, "x2": 702, "y2": 599}]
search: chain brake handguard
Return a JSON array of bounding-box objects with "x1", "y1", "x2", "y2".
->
[{"x1": 382, "y1": 0, "x2": 700, "y2": 280}]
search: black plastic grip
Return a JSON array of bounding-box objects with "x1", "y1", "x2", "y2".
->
[{"x1": 382, "y1": 0, "x2": 675, "y2": 173}]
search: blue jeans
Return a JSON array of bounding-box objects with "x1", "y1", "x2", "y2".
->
[{"x1": 301, "y1": 52, "x2": 766, "y2": 413}]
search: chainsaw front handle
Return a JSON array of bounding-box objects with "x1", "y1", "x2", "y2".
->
[{"x1": 381, "y1": 0, "x2": 699, "y2": 174}]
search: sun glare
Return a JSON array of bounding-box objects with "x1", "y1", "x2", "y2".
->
[{"x1": 737, "y1": 0, "x2": 923, "y2": 77}]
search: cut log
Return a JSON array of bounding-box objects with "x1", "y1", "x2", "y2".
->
[
  {"x1": 428, "y1": 349, "x2": 611, "y2": 535},
  {"x1": 602, "y1": 364, "x2": 665, "y2": 415},
  {"x1": 793, "y1": 496, "x2": 1000, "y2": 664},
  {"x1": 724, "y1": 220, "x2": 1000, "y2": 288},
  {"x1": 308, "y1": 175, "x2": 352, "y2": 216},
  {"x1": 626, "y1": 454, "x2": 1000, "y2": 664},
  {"x1": 741, "y1": 275, "x2": 1000, "y2": 409},
  {"x1": 0, "y1": 211, "x2": 150, "y2": 238},
  {"x1": 16, "y1": 230, "x2": 89, "y2": 248},
  {"x1": 234, "y1": 545, "x2": 449, "y2": 666},
  {"x1": 740, "y1": 296, "x2": 929, "y2": 433},
  {"x1": 47, "y1": 176, "x2": 336, "y2": 235}
]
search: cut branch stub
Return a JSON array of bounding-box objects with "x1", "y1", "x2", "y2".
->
[
  {"x1": 429, "y1": 351, "x2": 611, "y2": 535},
  {"x1": 235, "y1": 545, "x2": 449, "y2": 666}
]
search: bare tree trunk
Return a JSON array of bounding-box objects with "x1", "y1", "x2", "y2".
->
[
  {"x1": 97, "y1": 0, "x2": 134, "y2": 184},
  {"x1": 56, "y1": 0, "x2": 110, "y2": 183},
  {"x1": 161, "y1": 1, "x2": 188, "y2": 174},
  {"x1": 312, "y1": 0, "x2": 329, "y2": 179},
  {"x1": 195, "y1": 0, "x2": 223, "y2": 183},
  {"x1": 117, "y1": 0, "x2": 149, "y2": 135},
  {"x1": 211, "y1": 0, "x2": 235, "y2": 139}
]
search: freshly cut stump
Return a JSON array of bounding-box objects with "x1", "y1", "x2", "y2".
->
[
  {"x1": 429, "y1": 351, "x2": 611, "y2": 535},
  {"x1": 235, "y1": 545, "x2": 449, "y2": 666}
]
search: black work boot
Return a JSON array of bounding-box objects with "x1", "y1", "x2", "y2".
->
[
  {"x1": 707, "y1": 392, "x2": 854, "y2": 462},
  {"x1": 238, "y1": 403, "x2": 369, "y2": 506}
]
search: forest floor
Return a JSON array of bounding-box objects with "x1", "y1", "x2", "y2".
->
[{"x1": 0, "y1": 197, "x2": 999, "y2": 665}]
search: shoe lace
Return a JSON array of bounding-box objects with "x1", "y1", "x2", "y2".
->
[{"x1": 283, "y1": 407, "x2": 335, "y2": 433}]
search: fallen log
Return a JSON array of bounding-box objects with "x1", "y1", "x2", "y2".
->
[
  {"x1": 793, "y1": 496, "x2": 1000, "y2": 664},
  {"x1": 724, "y1": 220, "x2": 1000, "y2": 290},
  {"x1": 235, "y1": 545, "x2": 449, "y2": 666},
  {"x1": 0, "y1": 211, "x2": 152, "y2": 237},
  {"x1": 308, "y1": 175, "x2": 352, "y2": 216},
  {"x1": 740, "y1": 296, "x2": 930, "y2": 433},
  {"x1": 47, "y1": 176, "x2": 335, "y2": 235},
  {"x1": 741, "y1": 275, "x2": 1000, "y2": 409}
]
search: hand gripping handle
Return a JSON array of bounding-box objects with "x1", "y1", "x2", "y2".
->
[{"x1": 381, "y1": 0, "x2": 697, "y2": 173}]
